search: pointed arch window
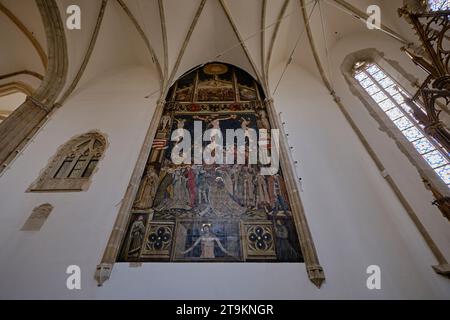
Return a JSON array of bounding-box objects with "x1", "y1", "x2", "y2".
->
[
  {"x1": 354, "y1": 62, "x2": 450, "y2": 188},
  {"x1": 29, "y1": 131, "x2": 107, "y2": 192}
]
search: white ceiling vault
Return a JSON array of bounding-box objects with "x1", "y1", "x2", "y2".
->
[{"x1": 0, "y1": 0, "x2": 418, "y2": 102}]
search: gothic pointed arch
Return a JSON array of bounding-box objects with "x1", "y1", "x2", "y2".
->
[{"x1": 28, "y1": 131, "x2": 107, "y2": 192}]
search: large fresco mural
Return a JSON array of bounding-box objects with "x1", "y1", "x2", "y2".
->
[{"x1": 118, "y1": 63, "x2": 303, "y2": 263}]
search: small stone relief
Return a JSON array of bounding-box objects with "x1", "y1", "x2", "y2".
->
[{"x1": 21, "y1": 203, "x2": 53, "y2": 231}]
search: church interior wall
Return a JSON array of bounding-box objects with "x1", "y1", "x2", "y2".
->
[
  {"x1": 329, "y1": 32, "x2": 450, "y2": 260},
  {"x1": 268, "y1": 60, "x2": 450, "y2": 299},
  {"x1": 1, "y1": 46, "x2": 450, "y2": 298}
]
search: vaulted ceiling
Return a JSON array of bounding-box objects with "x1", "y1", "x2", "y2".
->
[{"x1": 0, "y1": 0, "x2": 418, "y2": 103}]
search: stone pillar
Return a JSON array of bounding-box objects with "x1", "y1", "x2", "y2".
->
[
  {"x1": 95, "y1": 99, "x2": 166, "y2": 286},
  {"x1": 264, "y1": 98, "x2": 325, "y2": 288},
  {"x1": 0, "y1": 0, "x2": 68, "y2": 174},
  {"x1": 0, "y1": 97, "x2": 50, "y2": 172}
]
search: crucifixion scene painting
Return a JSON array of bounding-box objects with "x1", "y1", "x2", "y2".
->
[{"x1": 118, "y1": 63, "x2": 303, "y2": 263}]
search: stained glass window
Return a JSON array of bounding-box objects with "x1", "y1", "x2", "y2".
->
[
  {"x1": 428, "y1": 0, "x2": 450, "y2": 11},
  {"x1": 354, "y1": 62, "x2": 450, "y2": 188}
]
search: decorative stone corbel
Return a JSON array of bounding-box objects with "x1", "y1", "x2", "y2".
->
[
  {"x1": 307, "y1": 264, "x2": 325, "y2": 288},
  {"x1": 94, "y1": 263, "x2": 113, "y2": 287},
  {"x1": 432, "y1": 264, "x2": 450, "y2": 278}
]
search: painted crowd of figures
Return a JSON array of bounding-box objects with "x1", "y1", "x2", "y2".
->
[{"x1": 133, "y1": 163, "x2": 290, "y2": 218}]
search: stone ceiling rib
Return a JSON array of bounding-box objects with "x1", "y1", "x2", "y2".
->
[
  {"x1": 158, "y1": 0, "x2": 169, "y2": 84},
  {"x1": 265, "y1": 0, "x2": 290, "y2": 85},
  {"x1": 0, "y1": 70, "x2": 44, "y2": 81},
  {"x1": 0, "y1": 2, "x2": 48, "y2": 69},
  {"x1": 0, "y1": 81, "x2": 33, "y2": 97},
  {"x1": 299, "y1": 0, "x2": 332, "y2": 91},
  {"x1": 166, "y1": 0, "x2": 207, "y2": 94},
  {"x1": 116, "y1": 0, "x2": 163, "y2": 85},
  {"x1": 56, "y1": 0, "x2": 108, "y2": 106},
  {"x1": 33, "y1": 0, "x2": 68, "y2": 105},
  {"x1": 261, "y1": 0, "x2": 267, "y2": 87},
  {"x1": 219, "y1": 0, "x2": 266, "y2": 94},
  {"x1": 330, "y1": 0, "x2": 409, "y2": 45},
  {"x1": 0, "y1": 0, "x2": 419, "y2": 104}
]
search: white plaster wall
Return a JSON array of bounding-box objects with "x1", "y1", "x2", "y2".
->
[
  {"x1": 0, "y1": 65, "x2": 159, "y2": 299},
  {"x1": 0, "y1": 60, "x2": 450, "y2": 299},
  {"x1": 0, "y1": 92, "x2": 26, "y2": 112},
  {"x1": 267, "y1": 62, "x2": 450, "y2": 299},
  {"x1": 329, "y1": 32, "x2": 450, "y2": 263}
]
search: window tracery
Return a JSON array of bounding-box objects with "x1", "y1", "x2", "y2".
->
[
  {"x1": 354, "y1": 62, "x2": 450, "y2": 187},
  {"x1": 28, "y1": 131, "x2": 106, "y2": 192}
]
